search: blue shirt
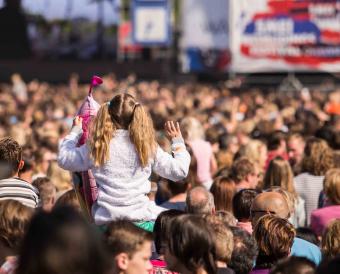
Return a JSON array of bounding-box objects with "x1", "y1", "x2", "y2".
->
[
  {"x1": 160, "y1": 201, "x2": 186, "y2": 211},
  {"x1": 291, "y1": 237, "x2": 321, "y2": 265}
]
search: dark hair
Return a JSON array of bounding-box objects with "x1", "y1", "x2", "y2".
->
[
  {"x1": 0, "y1": 137, "x2": 22, "y2": 178},
  {"x1": 166, "y1": 180, "x2": 189, "y2": 196},
  {"x1": 296, "y1": 227, "x2": 319, "y2": 246},
  {"x1": 214, "y1": 166, "x2": 230, "y2": 179},
  {"x1": 153, "y1": 209, "x2": 185, "y2": 254},
  {"x1": 19, "y1": 146, "x2": 34, "y2": 173},
  {"x1": 316, "y1": 256, "x2": 340, "y2": 274},
  {"x1": 270, "y1": 256, "x2": 316, "y2": 274},
  {"x1": 229, "y1": 226, "x2": 258, "y2": 274},
  {"x1": 167, "y1": 214, "x2": 217, "y2": 274},
  {"x1": 16, "y1": 206, "x2": 110, "y2": 274},
  {"x1": 232, "y1": 189, "x2": 261, "y2": 221},
  {"x1": 105, "y1": 219, "x2": 153, "y2": 257},
  {"x1": 267, "y1": 131, "x2": 286, "y2": 151}
]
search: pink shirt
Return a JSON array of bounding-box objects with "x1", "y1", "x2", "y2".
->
[
  {"x1": 189, "y1": 140, "x2": 213, "y2": 184},
  {"x1": 310, "y1": 205, "x2": 340, "y2": 236}
]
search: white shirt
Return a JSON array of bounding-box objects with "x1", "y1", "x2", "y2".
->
[
  {"x1": 58, "y1": 129, "x2": 190, "y2": 224},
  {"x1": 294, "y1": 172, "x2": 324, "y2": 226}
]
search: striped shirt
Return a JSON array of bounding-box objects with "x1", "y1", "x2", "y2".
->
[
  {"x1": 294, "y1": 172, "x2": 324, "y2": 226},
  {"x1": 0, "y1": 177, "x2": 39, "y2": 208}
]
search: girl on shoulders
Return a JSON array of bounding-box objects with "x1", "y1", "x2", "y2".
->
[{"x1": 58, "y1": 93, "x2": 190, "y2": 224}]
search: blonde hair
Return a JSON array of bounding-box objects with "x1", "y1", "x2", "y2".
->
[
  {"x1": 88, "y1": 93, "x2": 157, "y2": 167},
  {"x1": 181, "y1": 117, "x2": 205, "y2": 141},
  {"x1": 243, "y1": 140, "x2": 267, "y2": 171},
  {"x1": 324, "y1": 168, "x2": 340, "y2": 205},
  {"x1": 262, "y1": 157, "x2": 298, "y2": 199},
  {"x1": 47, "y1": 161, "x2": 73, "y2": 192},
  {"x1": 322, "y1": 219, "x2": 340, "y2": 259}
]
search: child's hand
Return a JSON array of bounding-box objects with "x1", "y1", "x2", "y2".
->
[
  {"x1": 165, "y1": 121, "x2": 182, "y2": 139},
  {"x1": 72, "y1": 116, "x2": 83, "y2": 128}
]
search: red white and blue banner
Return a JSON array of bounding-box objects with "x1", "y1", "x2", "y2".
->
[{"x1": 231, "y1": 0, "x2": 340, "y2": 72}]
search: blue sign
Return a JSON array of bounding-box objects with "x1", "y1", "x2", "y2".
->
[{"x1": 131, "y1": 0, "x2": 171, "y2": 46}]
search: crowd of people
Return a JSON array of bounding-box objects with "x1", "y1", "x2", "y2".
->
[{"x1": 0, "y1": 73, "x2": 340, "y2": 274}]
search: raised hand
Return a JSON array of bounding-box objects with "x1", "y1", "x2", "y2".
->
[
  {"x1": 165, "y1": 121, "x2": 182, "y2": 139},
  {"x1": 72, "y1": 116, "x2": 83, "y2": 128}
]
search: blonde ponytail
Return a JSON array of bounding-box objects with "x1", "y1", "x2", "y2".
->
[
  {"x1": 89, "y1": 93, "x2": 156, "y2": 168},
  {"x1": 88, "y1": 104, "x2": 116, "y2": 166},
  {"x1": 129, "y1": 104, "x2": 157, "y2": 167}
]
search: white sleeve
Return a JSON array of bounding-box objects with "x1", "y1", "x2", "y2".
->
[
  {"x1": 57, "y1": 129, "x2": 93, "y2": 172},
  {"x1": 296, "y1": 196, "x2": 306, "y2": 227},
  {"x1": 152, "y1": 137, "x2": 191, "y2": 182}
]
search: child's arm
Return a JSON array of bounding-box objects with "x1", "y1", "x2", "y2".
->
[
  {"x1": 58, "y1": 116, "x2": 92, "y2": 172},
  {"x1": 152, "y1": 121, "x2": 191, "y2": 182}
]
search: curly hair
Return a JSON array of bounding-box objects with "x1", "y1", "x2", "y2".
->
[
  {"x1": 0, "y1": 136, "x2": 22, "y2": 178},
  {"x1": 301, "y1": 137, "x2": 334, "y2": 176},
  {"x1": 88, "y1": 93, "x2": 157, "y2": 167},
  {"x1": 322, "y1": 219, "x2": 340, "y2": 260},
  {"x1": 229, "y1": 226, "x2": 258, "y2": 274},
  {"x1": 0, "y1": 200, "x2": 33, "y2": 250},
  {"x1": 324, "y1": 169, "x2": 340, "y2": 205}
]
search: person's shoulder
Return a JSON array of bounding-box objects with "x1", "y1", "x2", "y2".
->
[
  {"x1": 296, "y1": 195, "x2": 305, "y2": 205},
  {"x1": 0, "y1": 177, "x2": 39, "y2": 194},
  {"x1": 292, "y1": 237, "x2": 321, "y2": 264},
  {"x1": 294, "y1": 172, "x2": 308, "y2": 179},
  {"x1": 160, "y1": 201, "x2": 185, "y2": 211},
  {"x1": 312, "y1": 205, "x2": 340, "y2": 217},
  {"x1": 293, "y1": 237, "x2": 319, "y2": 251},
  {"x1": 311, "y1": 207, "x2": 325, "y2": 216},
  {"x1": 217, "y1": 267, "x2": 235, "y2": 274}
]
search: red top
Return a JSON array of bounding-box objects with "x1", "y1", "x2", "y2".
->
[{"x1": 150, "y1": 259, "x2": 178, "y2": 274}]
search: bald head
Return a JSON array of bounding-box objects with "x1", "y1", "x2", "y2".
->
[
  {"x1": 250, "y1": 192, "x2": 290, "y2": 227},
  {"x1": 186, "y1": 186, "x2": 215, "y2": 214}
]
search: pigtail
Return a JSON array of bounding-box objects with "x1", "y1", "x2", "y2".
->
[
  {"x1": 129, "y1": 104, "x2": 157, "y2": 167},
  {"x1": 88, "y1": 104, "x2": 116, "y2": 167}
]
